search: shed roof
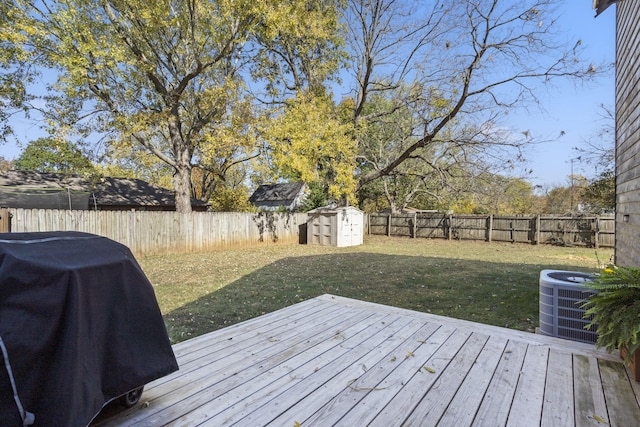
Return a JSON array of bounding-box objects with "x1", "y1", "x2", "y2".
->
[{"x1": 307, "y1": 205, "x2": 363, "y2": 214}]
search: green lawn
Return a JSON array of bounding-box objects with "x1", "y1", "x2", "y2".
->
[{"x1": 138, "y1": 235, "x2": 613, "y2": 344}]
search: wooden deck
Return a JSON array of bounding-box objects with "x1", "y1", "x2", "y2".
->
[{"x1": 94, "y1": 294, "x2": 640, "y2": 426}]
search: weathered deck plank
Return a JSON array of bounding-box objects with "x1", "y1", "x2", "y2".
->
[
  {"x1": 300, "y1": 321, "x2": 445, "y2": 426},
  {"x1": 94, "y1": 294, "x2": 640, "y2": 427},
  {"x1": 191, "y1": 313, "x2": 409, "y2": 426},
  {"x1": 599, "y1": 359, "x2": 640, "y2": 426},
  {"x1": 367, "y1": 328, "x2": 474, "y2": 427},
  {"x1": 506, "y1": 344, "x2": 549, "y2": 427},
  {"x1": 541, "y1": 350, "x2": 574, "y2": 426},
  {"x1": 402, "y1": 332, "x2": 491, "y2": 425},
  {"x1": 471, "y1": 339, "x2": 528, "y2": 426},
  {"x1": 437, "y1": 335, "x2": 509, "y2": 426},
  {"x1": 573, "y1": 354, "x2": 609, "y2": 427}
]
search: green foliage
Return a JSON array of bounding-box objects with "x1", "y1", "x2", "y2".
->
[
  {"x1": 583, "y1": 266, "x2": 640, "y2": 361},
  {"x1": 98, "y1": 142, "x2": 174, "y2": 189},
  {"x1": 582, "y1": 170, "x2": 615, "y2": 212},
  {"x1": 15, "y1": 137, "x2": 94, "y2": 174},
  {"x1": 301, "y1": 181, "x2": 328, "y2": 212},
  {"x1": 264, "y1": 92, "x2": 357, "y2": 203},
  {"x1": 5, "y1": 1, "x2": 601, "y2": 213},
  {"x1": 251, "y1": 0, "x2": 346, "y2": 97},
  {"x1": 208, "y1": 185, "x2": 254, "y2": 212},
  {"x1": 0, "y1": 0, "x2": 33, "y2": 142}
]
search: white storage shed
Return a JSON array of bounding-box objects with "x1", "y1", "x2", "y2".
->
[{"x1": 307, "y1": 206, "x2": 364, "y2": 247}]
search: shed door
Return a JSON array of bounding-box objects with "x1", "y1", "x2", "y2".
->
[
  {"x1": 349, "y1": 212, "x2": 363, "y2": 245},
  {"x1": 338, "y1": 211, "x2": 362, "y2": 247}
]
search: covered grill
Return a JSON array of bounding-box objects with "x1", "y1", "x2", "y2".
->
[{"x1": 0, "y1": 232, "x2": 178, "y2": 426}]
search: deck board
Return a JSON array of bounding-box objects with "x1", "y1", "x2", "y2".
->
[
  {"x1": 541, "y1": 350, "x2": 574, "y2": 426},
  {"x1": 573, "y1": 355, "x2": 609, "y2": 427},
  {"x1": 94, "y1": 294, "x2": 640, "y2": 427},
  {"x1": 437, "y1": 335, "x2": 509, "y2": 426},
  {"x1": 471, "y1": 339, "x2": 528, "y2": 426}
]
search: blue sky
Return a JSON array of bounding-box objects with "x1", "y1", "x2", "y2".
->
[
  {"x1": 1, "y1": 1, "x2": 617, "y2": 190},
  {"x1": 513, "y1": 2, "x2": 616, "y2": 189}
]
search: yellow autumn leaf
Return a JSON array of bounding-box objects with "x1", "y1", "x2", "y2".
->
[{"x1": 592, "y1": 414, "x2": 608, "y2": 424}]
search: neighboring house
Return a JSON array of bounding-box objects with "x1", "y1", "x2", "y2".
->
[
  {"x1": 596, "y1": 0, "x2": 638, "y2": 266},
  {"x1": 0, "y1": 170, "x2": 208, "y2": 211},
  {"x1": 249, "y1": 182, "x2": 308, "y2": 211}
]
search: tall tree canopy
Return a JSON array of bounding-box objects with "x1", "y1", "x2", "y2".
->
[
  {"x1": 10, "y1": 0, "x2": 344, "y2": 212},
  {"x1": 345, "y1": 0, "x2": 601, "y2": 199},
  {"x1": 6, "y1": 0, "x2": 605, "y2": 212}
]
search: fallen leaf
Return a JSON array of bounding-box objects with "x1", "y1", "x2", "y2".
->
[
  {"x1": 591, "y1": 415, "x2": 608, "y2": 424},
  {"x1": 423, "y1": 366, "x2": 436, "y2": 374}
]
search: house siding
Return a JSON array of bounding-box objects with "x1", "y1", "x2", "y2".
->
[{"x1": 615, "y1": 0, "x2": 640, "y2": 266}]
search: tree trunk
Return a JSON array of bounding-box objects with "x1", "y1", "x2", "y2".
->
[
  {"x1": 168, "y1": 108, "x2": 193, "y2": 213},
  {"x1": 173, "y1": 164, "x2": 193, "y2": 213}
]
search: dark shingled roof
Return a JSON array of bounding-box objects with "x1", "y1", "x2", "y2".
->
[
  {"x1": 0, "y1": 170, "x2": 207, "y2": 210},
  {"x1": 249, "y1": 182, "x2": 306, "y2": 203}
]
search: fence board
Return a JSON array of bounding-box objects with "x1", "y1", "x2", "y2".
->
[{"x1": 0, "y1": 208, "x2": 10, "y2": 232}]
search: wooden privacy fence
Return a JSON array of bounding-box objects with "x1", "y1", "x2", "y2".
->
[
  {"x1": 5, "y1": 208, "x2": 616, "y2": 254},
  {"x1": 7, "y1": 208, "x2": 308, "y2": 256},
  {"x1": 367, "y1": 213, "x2": 615, "y2": 248}
]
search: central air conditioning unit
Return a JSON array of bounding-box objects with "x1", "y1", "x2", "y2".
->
[{"x1": 539, "y1": 270, "x2": 597, "y2": 344}]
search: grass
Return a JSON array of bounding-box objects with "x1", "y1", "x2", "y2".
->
[{"x1": 138, "y1": 235, "x2": 613, "y2": 344}]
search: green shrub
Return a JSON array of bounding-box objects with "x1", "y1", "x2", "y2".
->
[{"x1": 583, "y1": 266, "x2": 640, "y2": 361}]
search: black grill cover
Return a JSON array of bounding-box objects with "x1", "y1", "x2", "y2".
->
[{"x1": 0, "y1": 232, "x2": 178, "y2": 426}]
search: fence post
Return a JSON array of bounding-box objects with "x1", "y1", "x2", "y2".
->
[
  {"x1": 387, "y1": 214, "x2": 392, "y2": 237},
  {"x1": 510, "y1": 221, "x2": 514, "y2": 243},
  {"x1": 594, "y1": 216, "x2": 600, "y2": 249},
  {"x1": 535, "y1": 215, "x2": 541, "y2": 245},
  {"x1": 487, "y1": 215, "x2": 493, "y2": 243},
  {"x1": 413, "y1": 213, "x2": 417, "y2": 238},
  {"x1": 447, "y1": 214, "x2": 453, "y2": 240}
]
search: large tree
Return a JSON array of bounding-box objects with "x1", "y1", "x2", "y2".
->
[
  {"x1": 11, "y1": 0, "x2": 344, "y2": 212},
  {"x1": 15, "y1": 136, "x2": 95, "y2": 173},
  {"x1": 356, "y1": 90, "x2": 522, "y2": 212},
  {"x1": 345, "y1": 0, "x2": 602, "y2": 197}
]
